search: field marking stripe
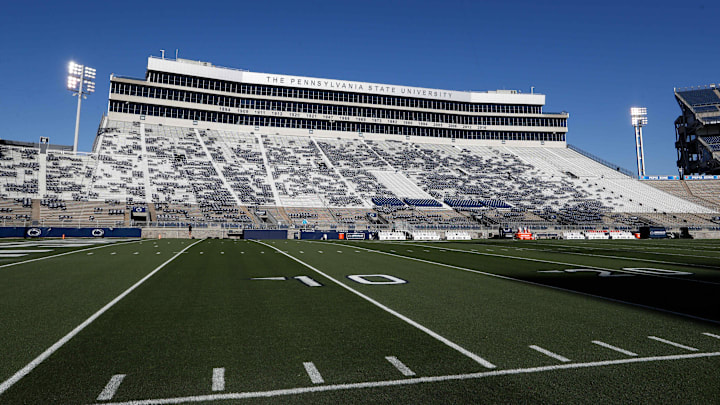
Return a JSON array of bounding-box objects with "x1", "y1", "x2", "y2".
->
[
  {"x1": 97, "y1": 374, "x2": 126, "y2": 401},
  {"x1": 402, "y1": 242, "x2": 720, "y2": 286},
  {"x1": 498, "y1": 244, "x2": 720, "y2": 271},
  {"x1": 703, "y1": 332, "x2": 720, "y2": 340},
  {"x1": 0, "y1": 249, "x2": 54, "y2": 253},
  {"x1": 303, "y1": 362, "x2": 324, "y2": 384},
  {"x1": 0, "y1": 239, "x2": 142, "y2": 271},
  {"x1": 528, "y1": 345, "x2": 570, "y2": 362},
  {"x1": 385, "y1": 356, "x2": 416, "y2": 376},
  {"x1": 0, "y1": 239, "x2": 203, "y2": 396},
  {"x1": 648, "y1": 336, "x2": 699, "y2": 351},
  {"x1": 329, "y1": 242, "x2": 720, "y2": 325},
  {"x1": 530, "y1": 241, "x2": 720, "y2": 259},
  {"x1": 252, "y1": 240, "x2": 496, "y2": 369},
  {"x1": 591, "y1": 340, "x2": 638, "y2": 356},
  {"x1": 87, "y1": 351, "x2": 720, "y2": 405},
  {"x1": 212, "y1": 368, "x2": 225, "y2": 391}
]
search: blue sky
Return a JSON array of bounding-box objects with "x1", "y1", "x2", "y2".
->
[{"x1": 0, "y1": 0, "x2": 717, "y2": 175}]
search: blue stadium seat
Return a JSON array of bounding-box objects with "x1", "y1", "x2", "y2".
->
[
  {"x1": 403, "y1": 198, "x2": 442, "y2": 207},
  {"x1": 678, "y1": 89, "x2": 720, "y2": 106}
]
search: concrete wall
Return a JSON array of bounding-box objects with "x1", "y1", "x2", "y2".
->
[{"x1": 141, "y1": 227, "x2": 227, "y2": 239}]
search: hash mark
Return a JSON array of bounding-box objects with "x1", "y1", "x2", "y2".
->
[
  {"x1": 529, "y1": 345, "x2": 570, "y2": 362},
  {"x1": 303, "y1": 362, "x2": 324, "y2": 384},
  {"x1": 591, "y1": 340, "x2": 638, "y2": 356},
  {"x1": 648, "y1": 336, "x2": 698, "y2": 351},
  {"x1": 385, "y1": 356, "x2": 416, "y2": 376},
  {"x1": 702, "y1": 332, "x2": 720, "y2": 340},
  {"x1": 97, "y1": 374, "x2": 126, "y2": 401},
  {"x1": 212, "y1": 368, "x2": 225, "y2": 391}
]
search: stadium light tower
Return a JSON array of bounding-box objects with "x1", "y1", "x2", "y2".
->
[
  {"x1": 67, "y1": 62, "x2": 96, "y2": 152},
  {"x1": 631, "y1": 107, "x2": 648, "y2": 177}
]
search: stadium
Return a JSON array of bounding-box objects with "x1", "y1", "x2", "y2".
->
[
  {"x1": 0, "y1": 55, "x2": 719, "y2": 404},
  {"x1": 0, "y1": 56, "x2": 718, "y2": 239}
]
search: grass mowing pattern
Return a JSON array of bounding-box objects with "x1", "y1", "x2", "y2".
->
[{"x1": 0, "y1": 238, "x2": 719, "y2": 403}]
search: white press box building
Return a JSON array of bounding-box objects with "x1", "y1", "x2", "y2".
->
[{"x1": 108, "y1": 57, "x2": 569, "y2": 146}]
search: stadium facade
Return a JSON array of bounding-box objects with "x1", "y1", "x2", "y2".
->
[
  {"x1": 0, "y1": 56, "x2": 718, "y2": 238},
  {"x1": 674, "y1": 86, "x2": 720, "y2": 175},
  {"x1": 108, "y1": 57, "x2": 568, "y2": 145}
]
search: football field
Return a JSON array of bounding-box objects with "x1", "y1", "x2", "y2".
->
[{"x1": 0, "y1": 238, "x2": 719, "y2": 404}]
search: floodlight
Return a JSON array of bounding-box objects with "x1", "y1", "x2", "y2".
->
[
  {"x1": 66, "y1": 61, "x2": 96, "y2": 152},
  {"x1": 630, "y1": 107, "x2": 647, "y2": 177},
  {"x1": 631, "y1": 107, "x2": 648, "y2": 126}
]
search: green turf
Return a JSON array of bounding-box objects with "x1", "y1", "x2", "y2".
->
[{"x1": 0, "y1": 238, "x2": 719, "y2": 404}]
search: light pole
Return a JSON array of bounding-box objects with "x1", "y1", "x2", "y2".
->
[
  {"x1": 67, "y1": 62, "x2": 96, "y2": 152},
  {"x1": 630, "y1": 107, "x2": 647, "y2": 177}
]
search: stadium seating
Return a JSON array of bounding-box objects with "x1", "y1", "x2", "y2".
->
[
  {"x1": 694, "y1": 106, "x2": 719, "y2": 113},
  {"x1": 0, "y1": 145, "x2": 39, "y2": 199},
  {"x1": 0, "y1": 118, "x2": 716, "y2": 230},
  {"x1": 372, "y1": 197, "x2": 405, "y2": 207},
  {"x1": 403, "y1": 198, "x2": 442, "y2": 207},
  {"x1": 677, "y1": 89, "x2": 720, "y2": 106}
]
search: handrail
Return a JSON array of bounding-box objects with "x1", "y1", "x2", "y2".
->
[{"x1": 567, "y1": 144, "x2": 635, "y2": 177}]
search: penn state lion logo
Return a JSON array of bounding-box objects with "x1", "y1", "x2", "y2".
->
[{"x1": 27, "y1": 228, "x2": 42, "y2": 237}]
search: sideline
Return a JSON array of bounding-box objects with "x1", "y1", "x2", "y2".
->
[
  {"x1": 88, "y1": 351, "x2": 720, "y2": 404},
  {"x1": 0, "y1": 239, "x2": 143, "y2": 271},
  {"x1": 395, "y1": 241, "x2": 720, "y2": 286},
  {"x1": 0, "y1": 239, "x2": 204, "y2": 396}
]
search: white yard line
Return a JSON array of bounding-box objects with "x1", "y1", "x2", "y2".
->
[
  {"x1": 0, "y1": 249, "x2": 54, "y2": 253},
  {"x1": 530, "y1": 241, "x2": 720, "y2": 259},
  {"x1": 96, "y1": 374, "x2": 126, "y2": 401},
  {"x1": 538, "y1": 240, "x2": 720, "y2": 252},
  {"x1": 497, "y1": 244, "x2": 720, "y2": 270},
  {"x1": 252, "y1": 240, "x2": 496, "y2": 369},
  {"x1": 385, "y1": 356, "x2": 416, "y2": 376},
  {"x1": 591, "y1": 341, "x2": 638, "y2": 356},
  {"x1": 528, "y1": 345, "x2": 570, "y2": 362},
  {"x1": 398, "y1": 242, "x2": 720, "y2": 286},
  {"x1": 0, "y1": 239, "x2": 203, "y2": 396},
  {"x1": 0, "y1": 239, "x2": 142, "y2": 271},
  {"x1": 648, "y1": 336, "x2": 698, "y2": 351},
  {"x1": 303, "y1": 362, "x2": 324, "y2": 384},
  {"x1": 87, "y1": 351, "x2": 720, "y2": 405},
  {"x1": 326, "y1": 242, "x2": 720, "y2": 325}
]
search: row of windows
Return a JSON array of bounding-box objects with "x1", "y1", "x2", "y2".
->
[
  {"x1": 110, "y1": 101, "x2": 566, "y2": 142},
  {"x1": 112, "y1": 82, "x2": 566, "y2": 128},
  {"x1": 146, "y1": 71, "x2": 545, "y2": 114}
]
